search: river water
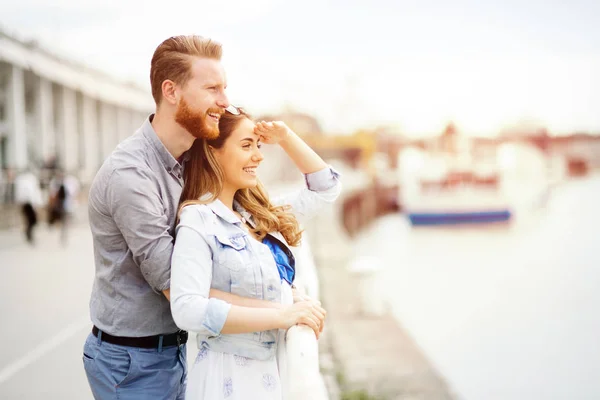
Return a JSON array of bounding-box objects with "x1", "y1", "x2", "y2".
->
[{"x1": 353, "y1": 174, "x2": 600, "y2": 400}]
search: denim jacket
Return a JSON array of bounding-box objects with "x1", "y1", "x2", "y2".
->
[{"x1": 170, "y1": 166, "x2": 341, "y2": 360}]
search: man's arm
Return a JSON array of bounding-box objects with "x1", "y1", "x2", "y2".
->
[{"x1": 107, "y1": 168, "x2": 174, "y2": 294}]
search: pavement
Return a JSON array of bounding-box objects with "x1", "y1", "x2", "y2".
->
[{"x1": 0, "y1": 216, "x2": 197, "y2": 399}]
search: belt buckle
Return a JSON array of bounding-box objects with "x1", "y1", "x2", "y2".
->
[
  {"x1": 177, "y1": 330, "x2": 188, "y2": 347},
  {"x1": 176, "y1": 330, "x2": 184, "y2": 347}
]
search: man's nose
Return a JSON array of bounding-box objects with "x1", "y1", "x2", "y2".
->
[{"x1": 216, "y1": 92, "x2": 229, "y2": 109}]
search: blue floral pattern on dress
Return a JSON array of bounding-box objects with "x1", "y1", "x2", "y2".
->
[
  {"x1": 223, "y1": 377, "x2": 233, "y2": 398},
  {"x1": 234, "y1": 355, "x2": 251, "y2": 367},
  {"x1": 262, "y1": 374, "x2": 277, "y2": 392},
  {"x1": 195, "y1": 347, "x2": 209, "y2": 364}
]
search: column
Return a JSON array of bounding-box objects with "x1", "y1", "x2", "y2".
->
[
  {"x1": 130, "y1": 110, "x2": 143, "y2": 134},
  {"x1": 116, "y1": 107, "x2": 131, "y2": 143},
  {"x1": 99, "y1": 102, "x2": 117, "y2": 161},
  {"x1": 81, "y1": 95, "x2": 99, "y2": 183},
  {"x1": 36, "y1": 76, "x2": 55, "y2": 164},
  {"x1": 6, "y1": 65, "x2": 27, "y2": 169},
  {"x1": 59, "y1": 86, "x2": 78, "y2": 172}
]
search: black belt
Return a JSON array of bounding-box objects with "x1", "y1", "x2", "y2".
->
[{"x1": 92, "y1": 326, "x2": 188, "y2": 349}]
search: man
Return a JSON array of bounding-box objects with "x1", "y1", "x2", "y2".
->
[{"x1": 83, "y1": 35, "x2": 230, "y2": 399}]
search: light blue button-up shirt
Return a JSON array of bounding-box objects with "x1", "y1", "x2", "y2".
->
[{"x1": 170, "y1": 166, "x2": 341, "y2": 360}]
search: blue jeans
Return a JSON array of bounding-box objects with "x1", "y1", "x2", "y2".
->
[{"x1": 82, "y1": 332, "x2": 187, "y2": 399}]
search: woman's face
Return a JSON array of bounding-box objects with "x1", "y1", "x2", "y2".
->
[{"x1": 212, "y1": 117, "x2": 264, "y2": 190}]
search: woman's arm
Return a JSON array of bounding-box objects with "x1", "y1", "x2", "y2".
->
[
  {"x1": 171, "y1": 206, "x2": 325, "y2": 337},
  {"x1": 220, "y1": 302, "x2": 324, "y2": 337},
  {"x1": 255, "y1": 121, "x2": 342, "y2": 223},
  {"x1": 209, "y1": 289, "x2": 282, "y2": 309},
  {"x1": 254, "y1": 121, "x2": 327, "y2": 174},
  {"x1": 170, "y1": 206, "x2": 231, "y2": 336}
]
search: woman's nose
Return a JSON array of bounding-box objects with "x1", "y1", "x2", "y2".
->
[{"x1": 252, "y1": 149, "x2": 264, "y2": 162}]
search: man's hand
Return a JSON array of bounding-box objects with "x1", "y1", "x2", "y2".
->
[{"x1": 162, "y1": 289, "x2": 170, "y2": 301}]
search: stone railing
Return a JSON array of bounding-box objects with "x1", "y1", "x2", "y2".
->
[{"x1": 286, "y1": 233, "x2": 329, "y2": 400}]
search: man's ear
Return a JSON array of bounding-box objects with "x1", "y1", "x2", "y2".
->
[{"x1": 161, "y1": 80, "x2": 178, "y2": 105}]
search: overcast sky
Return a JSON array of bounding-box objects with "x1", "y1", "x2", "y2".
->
[{"x1": 1, "y1": 0, "x2": 599, "y2": 136}]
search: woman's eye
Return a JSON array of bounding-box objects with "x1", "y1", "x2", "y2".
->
[
  {"x1": 257, "y1": 143, "x2": 262, "y2": 149},
  {"x1": 243, "y1": 144, "x2": 251, "y2": 149}
]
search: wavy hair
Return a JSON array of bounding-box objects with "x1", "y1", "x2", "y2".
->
[{"x1": 178, "y1": 109, "x2": 302, "y2": 246}]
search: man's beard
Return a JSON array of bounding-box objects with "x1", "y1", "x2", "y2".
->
[{"x1": 174, "y1": 97, "x2": 222, "y2": 140}]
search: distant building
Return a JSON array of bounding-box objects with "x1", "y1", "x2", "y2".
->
[
  {"x1": 253, "y1": 110, "x2": 324, "y2": 185},
  {"x1": 256, "y1": 110, "x2": 322, "y2": 136},
  {"x1": 0, "y1": 29, "x2": 153, "y2": 184},
  {"x1": 550, "y1": 133, "x2": 600, "y2": 170}
]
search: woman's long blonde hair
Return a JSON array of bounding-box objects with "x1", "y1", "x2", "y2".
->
[{"x1": 178, "y1": 109, "x2": 302, "y2": 246}]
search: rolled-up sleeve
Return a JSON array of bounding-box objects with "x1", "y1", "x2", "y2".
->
[
  {"x1": 170, "y1": 206, "x2": 231, "y2": 336},
  {"x1": 305, "y1": 166, "x2": 341, "y2": 192},
  {"x1": 273, "y1": 165, "x2": 342, "y2": 224},
  {"x1": 107, "y1": 168, "x2": 173, "y2": 292}
]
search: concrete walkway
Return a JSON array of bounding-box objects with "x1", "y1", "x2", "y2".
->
[
  {"x1": 0, "y1": 218, "x2": 199, "y2": 399},
  {"x1": 306, "y1": 203, "x2": 458, "y2": 400}
]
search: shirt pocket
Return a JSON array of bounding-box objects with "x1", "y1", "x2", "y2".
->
[{"x1": 214, "y1": 234, "x2": 251, "y2": 271}]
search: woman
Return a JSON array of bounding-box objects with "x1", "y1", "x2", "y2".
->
[{"x1": 170, "y1": 106, "x2": 342, "y2": 399}]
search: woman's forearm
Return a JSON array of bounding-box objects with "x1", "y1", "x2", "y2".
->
[
  {"x1": 220, "y1": 305, "x2": 284, "y2": 334},
  {"x1": 279, "y1": 130, "x2": 328, "y2": 174},
  {"x1": 209, "y1": 289, "x2": 282, "y2": 309}
]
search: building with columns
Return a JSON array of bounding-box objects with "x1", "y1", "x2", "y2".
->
[{"x1": 0, "y1": 30, "x2": 153, "y2": 185}]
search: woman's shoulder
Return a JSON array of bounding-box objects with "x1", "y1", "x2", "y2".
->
[{"x1": 178, "y1": 203, "x2": 216, "y2": 224}]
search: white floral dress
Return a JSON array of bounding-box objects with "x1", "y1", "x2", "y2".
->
[{"x1": 185, "y1": 279, "x2": 293, "y2": 400}]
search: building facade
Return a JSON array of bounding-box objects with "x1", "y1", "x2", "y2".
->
[{"x1": 0, "y1": 31, "x2": 153, "y2": 186}]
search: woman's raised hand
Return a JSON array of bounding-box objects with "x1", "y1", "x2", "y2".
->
[{"x1": 254, "y1": 121, "x2": 292, "y2": 145}]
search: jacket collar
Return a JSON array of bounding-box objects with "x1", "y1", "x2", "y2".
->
[
  {"x1": 234, "y1": 200, "x2": 257, "y2": 229},
  {"x1": 206, "y1": 198, "x2": 257, "y2": 229},
  {"x1": 206, "y1": 199, "x2": 241, "y2": 225}
]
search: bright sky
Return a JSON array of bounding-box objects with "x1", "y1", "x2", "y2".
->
[{"x1": 1, "y1": 0, "x2": 599, "y2": 136}]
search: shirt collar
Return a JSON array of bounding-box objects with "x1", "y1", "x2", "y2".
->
[{"x1": 141, "y1": 114, "x2": 181, "y2": 173}]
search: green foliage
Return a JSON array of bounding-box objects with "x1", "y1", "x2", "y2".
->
[{"x1": 340, "y1": 389, "x2": 383, "y2": 400}]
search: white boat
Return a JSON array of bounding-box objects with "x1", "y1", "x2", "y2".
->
[
  {"x1": 397, "y1": 128, "x2": 559, "y2": 226},
  {"x1": 400, "y1": 154, "x2": 512, "y2": 226}
]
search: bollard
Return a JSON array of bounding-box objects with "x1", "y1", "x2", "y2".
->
[{"x1": 347, "y1": 255, "x2": 385, "y2": 317}]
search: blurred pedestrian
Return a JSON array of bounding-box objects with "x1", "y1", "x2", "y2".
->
[
  {"x1": 48, "y1": 170, "x2": 80, "y2": 245},
  {"x1": 14, "y1": 168, "x2": 43, "y2": 244}
]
